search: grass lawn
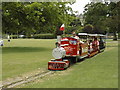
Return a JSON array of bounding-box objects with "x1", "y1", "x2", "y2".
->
[
  {"x1": 2, "y1": 39, "x2": 56, "y2": 80},
  {"x1": 2, "y1": 39, "x2": 118, "y2": 88},
  {"x1": 20, "y1": 40, "x2": 118, "y2": 88}
]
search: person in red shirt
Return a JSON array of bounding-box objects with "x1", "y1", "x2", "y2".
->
[{"x1": 92, "y1": 37, "x2": 99, "y2": 50}]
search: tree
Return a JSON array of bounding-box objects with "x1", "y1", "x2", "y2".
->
[
  {"x1": 65, "y1": 17, "x2": 82, "y2": 34},
  {"x1": 82, "y1": 24, "x2": 93, "y2": 34},
  {"x1": 2, "y1": 2, "x2": 75, "y2": 37},
  {"x1": 105, "y1": 2, "x2": 120, "y2": 40},
  {"x1": 83, "y1": 1, "x2": 120, "y2": 40},
  {"x1": 84, "y1": 2, "x2": 108, "y2": 34}
]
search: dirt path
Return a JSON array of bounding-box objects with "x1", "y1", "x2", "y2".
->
[{"x1": 1, "y1": 70, "x2": 55, "y2": 89}]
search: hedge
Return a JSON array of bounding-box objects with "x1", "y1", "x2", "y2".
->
[
  {"x1": 9, "y1": 34, "x2": 56, "y2": 39},
  {"x1": 33, "y1": 34, "x2": 56, "y2": 39},
  {"x1": 10, "y1": 35, "x2": 18, "y2": 39}
]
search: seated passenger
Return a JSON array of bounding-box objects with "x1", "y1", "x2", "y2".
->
[
  {"x1": 99, "y1": 37, "x2": 105, "y2": 49},
  {"x1": 88, "y1": 40, "x2": 93, "y2": 52},
  {"x1": 92, "y1": 37, "x2": 99, "y2": 49}
]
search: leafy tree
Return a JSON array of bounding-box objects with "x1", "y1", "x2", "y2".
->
[
  {"x1": 83, "y1": 1, "x2": 120, "y2": 40},
  {"x1": 84, "y1": 2, "x2": 108, "y2": 34},
  {"x1": 82, "y1": 24, "x2": 93, "y2": 34},
  {"x1": 2, "y1": 2, "x2": 75, "y2": 37},
  {"x1": 105, "y1": 2, "x2": 120, "y2": 40},
  {"x1": 65, "y1": 16, "x2": 82, "y2": 34}
]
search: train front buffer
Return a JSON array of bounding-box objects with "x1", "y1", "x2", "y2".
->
[{"x1": 48, "y1": 59, "x2": 70, "y2": 70}]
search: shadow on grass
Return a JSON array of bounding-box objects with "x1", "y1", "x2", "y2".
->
[
  {"x1": 2, "y1": 47, "x2": 51, "y2": 53},
  {"x1": 69, "y1": 58, "x2": 86, "y2": 67}
]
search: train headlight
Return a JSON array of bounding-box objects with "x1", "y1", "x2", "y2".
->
[{"x1": 52, "y1": 47, "x2": 66, "y2": 59}]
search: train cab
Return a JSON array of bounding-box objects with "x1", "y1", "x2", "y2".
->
[{"x1": 60, "y1": 37, "x2": 79, "y2": 57}]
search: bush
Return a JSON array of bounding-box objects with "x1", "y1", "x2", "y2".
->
[
  {"x1": 62, "y1": 34, "x2": 72, "y2": 37},
  {"x1": 33, "y1": 34, "x2": 56, "y2": 39},
  {"x1": 9, "y1": 34, "x2": 56, "y2": 39}
]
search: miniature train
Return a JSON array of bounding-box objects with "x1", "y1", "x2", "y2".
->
[{"x1": 48, "y1": 33, "x2": 106, "y2": 70}]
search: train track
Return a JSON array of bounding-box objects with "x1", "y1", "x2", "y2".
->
[{"x1": 1, "y1": 70, "x2": 55, "y2": 89}]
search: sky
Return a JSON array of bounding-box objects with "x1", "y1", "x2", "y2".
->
[{"x1": 69, "y1": 0, "x2": 91, "y2": 14}]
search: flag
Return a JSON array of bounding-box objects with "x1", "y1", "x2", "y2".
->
[{"x1": 59, "y1": 24, "x2": 65, "y2": 31}]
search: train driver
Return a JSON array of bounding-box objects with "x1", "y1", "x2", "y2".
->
[
  {"x1": 72, "y1": 32, "x2": 79, "y2": 40},
  {"x1": 71, "y1": 32, "x2": 84, "y2": 43}
]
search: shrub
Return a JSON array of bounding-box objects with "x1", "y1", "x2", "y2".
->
[{"x1": 62, "y1": 34, "x2": 72, "y2": 37}]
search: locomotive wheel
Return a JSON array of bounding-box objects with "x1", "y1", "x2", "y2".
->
[
  {"x1": 63, "y1": 57, "x2": 77, "y2": 66},
  {"x1": 73, "y1": 57, "x2": 77, "y2": 63},
  {"x1": 76, "y1": 56, "x2": 80, "y2": 62},
  {"x1": 76, "y1": 56, "x2": 84, "y2": 62},
  {"x1": 69, "y1": 57, "x2": 77, "y2": 65}
]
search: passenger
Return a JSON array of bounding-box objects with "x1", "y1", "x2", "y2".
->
[
  {"x1": 99, "y1": 37, "x2": 104, "y2": 44},
  {"x1": 99, "y1": 37, "x2": 105, "y2": 49},
  {"x1": 71, "y1": 32, "x2": 84, "y2": 43},
  {"x1": 92, "y1": 37, "x2": 99, "y2": 50},
  {"x1": 89, "y1": 40, "x2": 93, "y2": 52}
]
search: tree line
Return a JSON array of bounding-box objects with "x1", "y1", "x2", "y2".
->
[
  {"x1": 83, "y1": 1, "x2": 120, "y2": 40},
  {"x1": 2, "y1": 1, "x2": 120, "y2": 40},
  {"x1": 2, "y1": 2, "x2": 75, "y2": 37}
]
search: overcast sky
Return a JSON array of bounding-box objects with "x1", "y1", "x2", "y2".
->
[{"x1": 69, "y1": 0, "x2": 91, "y2": 14}]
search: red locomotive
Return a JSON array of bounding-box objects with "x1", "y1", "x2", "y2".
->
[{"x1": 48, "y1": 33, "x2": 106, "y2": 70}]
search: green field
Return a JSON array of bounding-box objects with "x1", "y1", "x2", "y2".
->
[
  {"x1": 2, "y1": 39, "x2": 56, "y2": 80},
  {"x1": 2, "y1": 39, "x2": 118, "y2": 88}
]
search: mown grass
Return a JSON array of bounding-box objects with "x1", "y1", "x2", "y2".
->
[
  {"x1": 20, "y1": 40, "x2": 118, "y2": 88},
  {"x1": 2, "y1": 39, "x2": 56, "y2": 80},
  {"x1": 2, "y1": 39, "x2": 118, "y2": 88}
]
